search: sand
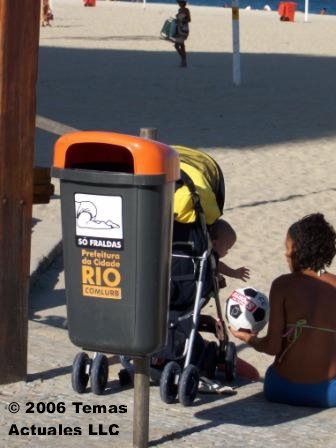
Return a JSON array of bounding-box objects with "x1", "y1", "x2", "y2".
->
[{"x1": 37, "y1": 0, "x2": 336, "y2": 374}]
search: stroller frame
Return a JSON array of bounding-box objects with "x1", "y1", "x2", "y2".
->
[
  {"x1": 173, "y1": 245, "x2": 227, "y2": 370},
  {"x1": 151, "y1": 170, "x2": 236, "y2": 406}
]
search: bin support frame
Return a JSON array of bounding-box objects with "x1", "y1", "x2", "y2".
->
[
  {"x1": 133, "y1": 127, "x2": 157, "y2": 448},
  {"x1": 133, "y1": 356, "x2": 150, "y2": 448}
]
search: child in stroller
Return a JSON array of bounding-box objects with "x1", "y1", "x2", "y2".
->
[{"x1": 209, "y1": 218, "x2": 250, "y2": 288}]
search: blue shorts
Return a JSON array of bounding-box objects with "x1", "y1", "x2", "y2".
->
[{"x1": 264, "y1": 365, "x2": 336, "y2": 408}]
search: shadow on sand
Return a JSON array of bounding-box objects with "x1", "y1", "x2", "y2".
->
[
  {"x1": 29, "y1": 253, "x2": 67, "y2": 328},
  {"x1": 148, "y1": 391, "x2": 323, "y2": 446},
  {"x1": 36, "y1": 44, "x2": 336, "y2": 165}
]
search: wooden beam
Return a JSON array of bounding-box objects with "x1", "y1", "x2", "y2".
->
[
  {"x1": 33, "y1": 167, "x2": 54, "y2": 204},
  {"x1": 0, "y1": 0, "x2": 41, "y2": 383}
]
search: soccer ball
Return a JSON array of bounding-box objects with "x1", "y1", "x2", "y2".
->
[{"x1": 226, "y1": 287, "x2": 269, "y2": 333}]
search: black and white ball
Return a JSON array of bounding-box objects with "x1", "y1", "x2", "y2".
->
[{"x1": 226, "y1": 287, "x2": 269, "y2": 333}]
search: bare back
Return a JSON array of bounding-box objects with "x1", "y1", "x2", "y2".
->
[{"x1": 274, "y1": 272, "x2": 336, "y2": 382}]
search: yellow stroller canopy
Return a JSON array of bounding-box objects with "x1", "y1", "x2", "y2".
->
[{"x1": 173, "y1": 146, "x2": 225, "y2": 225}]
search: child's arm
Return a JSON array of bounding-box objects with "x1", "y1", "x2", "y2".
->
[{"x1": 218, "y1": 260, "x2": 250, "y2": 282}]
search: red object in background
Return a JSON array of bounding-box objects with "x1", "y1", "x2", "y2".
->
[
  {"x1": 278, "y1": 2, "x2": 297, "y2": 22},
  {"x1": 84, "y1": 0, "x2": 96, "y2": 6}
]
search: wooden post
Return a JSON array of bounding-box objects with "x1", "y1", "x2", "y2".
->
[
  {"x1": 133, "y1": 357, "x2": 150, "y2": 448},
  {"x1": 140, "y1": 127, "x2": 158, "y2": 140},
  {"x1": 0, "y1": 0, "x2": 41, "y2": 383}
]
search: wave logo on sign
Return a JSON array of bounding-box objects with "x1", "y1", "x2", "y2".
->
[{"x1": 75, "y1": 193, "x2": 123, "y2": 250}]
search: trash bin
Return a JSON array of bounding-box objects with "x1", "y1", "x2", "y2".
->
[
  {"x1": 278, "y1": 2, "x2": 297, "y2": 21},
  {"x1": 52, "y1": 131, "x2": 180, "y2": 356}
]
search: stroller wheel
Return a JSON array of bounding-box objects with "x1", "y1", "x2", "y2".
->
[
  {"x1": 71, "y1": 352, "x2": 90, "y2": 394},
  {"x1": 90, "y1": 353, "x2": 109, "y2": 395},
  {"x1": 202, "y1": 341, "x2": 218, "y2": 379},
  {"x1": 160, "y1": 361, "x2": 181, "y2": 404},
  {"x1": 225, "y1": 341, "x2": 237, "y2": 381},
  {"x1": 178, "y1": 364, "x2": 199, "y2": 407}
]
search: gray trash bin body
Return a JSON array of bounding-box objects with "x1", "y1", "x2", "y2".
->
[{"x1": 52, "y1": 132, "x2": 179, "y2": 356}]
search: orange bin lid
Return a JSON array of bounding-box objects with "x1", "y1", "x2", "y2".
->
[{"x1": 53, "y1": 131, "x2": 180, "y2": 183}]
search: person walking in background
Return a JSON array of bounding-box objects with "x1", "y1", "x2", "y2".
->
[
  {"x1": 174, "y1": 0, "x2": 191, "y2": 68},
  {"x1": 41, "y1": 0, "x2": 54, "y2": 27}
]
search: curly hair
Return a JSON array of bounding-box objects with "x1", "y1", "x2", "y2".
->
[{"x1": 288, "y1": 213, "x2": 336, "y2": 272}]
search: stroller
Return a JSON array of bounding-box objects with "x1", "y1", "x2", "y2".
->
[
  {"x1": 70, "y1": 146, "x2": 237, "y2": 403},
  {"x1": 120, "y1": 146, "x2": 237, "y2": 406}
]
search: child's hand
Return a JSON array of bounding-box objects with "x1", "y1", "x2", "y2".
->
[{"x1": 234, "y1": 266, "x2": 250, "y2": 282}]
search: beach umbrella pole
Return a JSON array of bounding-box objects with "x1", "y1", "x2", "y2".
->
[
  {"x1": 232, "y1": 0, "x2": 241, "y2": 86},
  {"x1": 304, "y1": 0, "x2": 309, "y2": 22}
]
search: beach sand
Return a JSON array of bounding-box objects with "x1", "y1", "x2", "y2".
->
[{"x1": 37, "y1": 0, "x2": 336, "y2": 376}]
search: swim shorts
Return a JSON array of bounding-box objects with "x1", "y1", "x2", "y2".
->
[{"x1": 264, "y1": 365, "x2": 336, "y2": 408}]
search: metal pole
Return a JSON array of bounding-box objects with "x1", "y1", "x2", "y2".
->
[
  {"x1": 131, "y1": 125, "x2": 158, "y2": 448},
  {"x1": 231, "y1": 0, "x2": 241, "y2": 86},
  {"x1": 133, "y1": 356, "x2": 150, "y2": 448},
  {"x1": 140, "y1": 127, "x2": 158, "y2": 140}
]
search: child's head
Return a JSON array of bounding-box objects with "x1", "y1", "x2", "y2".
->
[{"x1": 209, "y1": 219, "x2": 237, "y2": 258}]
